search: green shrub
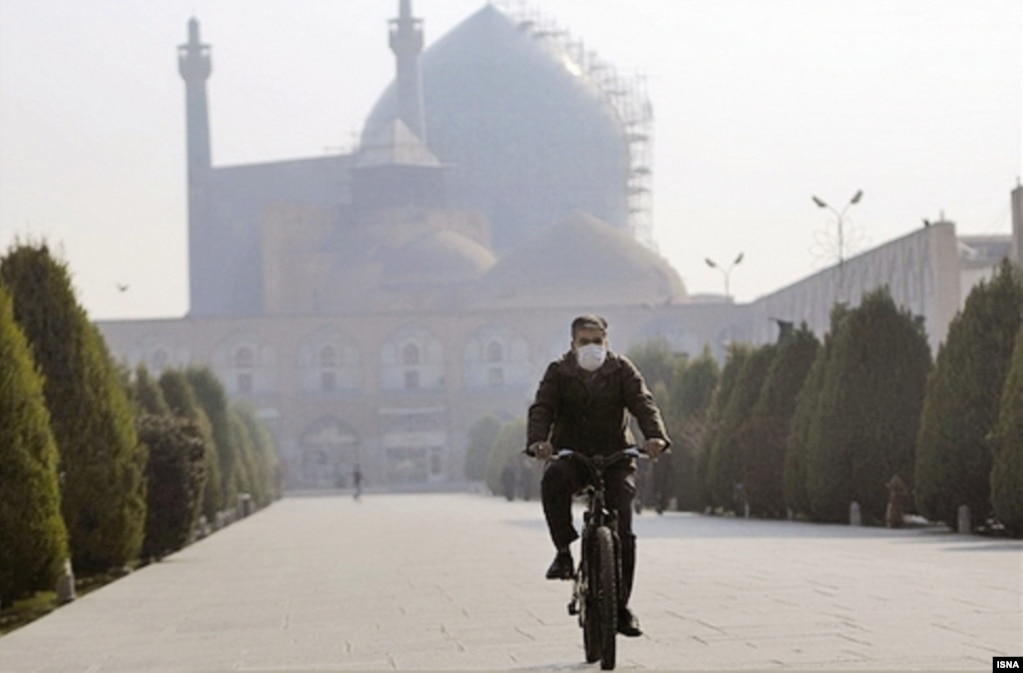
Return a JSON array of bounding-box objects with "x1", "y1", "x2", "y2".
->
[{"x1": 464, "y1": 415, "x2": 501, "y2": 481}]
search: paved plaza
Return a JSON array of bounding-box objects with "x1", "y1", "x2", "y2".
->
[{"x1": 0, "y1": 492, "x2": 1019, "y2": 672}]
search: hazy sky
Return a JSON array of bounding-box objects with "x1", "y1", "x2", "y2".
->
[{"x1": 1, "y1": 1, "x2": 1020, "y2": 320}]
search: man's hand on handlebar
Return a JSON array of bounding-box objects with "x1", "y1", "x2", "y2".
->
[
  {"x1": 528, "y1": 441, "x2": 554, "y2": 460},
  {"x1": 644, "y1": 438, "x2": 667, "y2": 460}
]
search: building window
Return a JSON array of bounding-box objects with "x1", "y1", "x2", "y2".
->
[
  {"x1": 238, "y1": 372, "x2": 253, "y2": 395},
  {"x1": 404, "y1": 369, "x2": 419, "y2": 390},
  {"x1": 321, "y1": 370, "x2": 337, "y2": 392},
  {"x1": 235, "y1": 346, "x2": 255, "y2": 369},
  {"x1": 430, "y1": 447, "x2": 443, "y2": 476},
  {"x1": 319, "y1": 345, "x2": 338, "y2": 368},
  {"x1": 485, "y1": 341, "x2": 503, "y2": 363},
  {"x1": 402, "y1": 343, "x2": 420, "y2": 366},
  {"x1": 487, "y1": 367, "x2": 504, "y2": 387}
]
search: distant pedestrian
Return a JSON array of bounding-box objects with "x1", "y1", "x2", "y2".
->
[{"x1": 353, "y1": 464, "x2": 363, "y2": 501}]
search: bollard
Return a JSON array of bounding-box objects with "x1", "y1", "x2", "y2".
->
[
  {"x1": 55, "y1": 559, "x2": 76, "y2": 604},
  {"x1": 957, "y1": 505, "x2": 971, "y2": 534},
  {"x1": 238, "y1": 493, "x2": 252, "y2": 518},
  {"x1": 849, "y1": 501, "x2": 862, "y2": 526},
  {"x1": 743, "y1": 501, "x2": 750, "y2": 519}
]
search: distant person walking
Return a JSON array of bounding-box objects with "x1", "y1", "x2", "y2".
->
[{"x1": 353, "y1": 464, "x2": 363, "y2": 501}]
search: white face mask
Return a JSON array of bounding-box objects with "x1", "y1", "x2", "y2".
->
[{"x1": 576, "y1": 343, "x2": 607, "y2": 372}]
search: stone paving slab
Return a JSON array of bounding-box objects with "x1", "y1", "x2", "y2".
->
[{"x1": 0, "y1": 493, "x2": 1019, "y2": 672}]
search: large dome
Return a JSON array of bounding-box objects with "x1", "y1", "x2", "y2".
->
[
  {"x1": 473, "y1": 211, "x2": 688, "y2": 309},
  {"x1": 362, "y1": 5, "x2": 631, "y2": 254}
]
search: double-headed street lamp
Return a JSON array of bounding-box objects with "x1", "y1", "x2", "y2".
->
[
  {"x1": 812, "y1": 189, "x2": 863, "y2": 303},
  {"x1": 705, "y1": 252, "x2": 744, "y2": 300},
  {"x1": 812, "y1": 189, "x2": 863, "y2": 267}
]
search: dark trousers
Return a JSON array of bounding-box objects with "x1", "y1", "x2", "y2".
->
[{"x1": 541, "y1": 457, "x2": 637, "y2": 605}]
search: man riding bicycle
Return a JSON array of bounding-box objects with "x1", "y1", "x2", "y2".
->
[{"x1": 526, "y1": 315, "x2": 670, "y2": 637}]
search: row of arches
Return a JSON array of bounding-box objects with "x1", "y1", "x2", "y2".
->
[{"x1": 136, "y1": 324, "x2": 543, "y2": 396}]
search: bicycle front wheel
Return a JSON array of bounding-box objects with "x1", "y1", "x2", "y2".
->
[{"x1": 595, "y1": 525, "x2": 618, "y2": 670}]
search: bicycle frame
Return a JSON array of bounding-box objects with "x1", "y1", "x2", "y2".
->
[{"x1": 561, "y1": 448, "x2": 639, "y2": 615}]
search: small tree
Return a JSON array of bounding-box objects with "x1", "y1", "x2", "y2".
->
[
  {"x1": 1, "y1": 243, "x2": 146, "y2": 572},
  {"x1": 806, "y1": 289, "x2": 931, "y2": 524},
  {"x1": 990, "y1": 324, "x2": 1023, "y2": 535},
  {"x1": 464, "y1": 415, "x2": 501, "y2": 481},
  {"x1": 915, "y1": 259, "x2": 1023, "y2": 529},
  {"x1": 0, "y1": 284, "x2": 69, "y2": 603}
]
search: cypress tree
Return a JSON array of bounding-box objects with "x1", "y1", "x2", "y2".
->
[
  {"x1": 705, "y1": 344, "x2": 777, "y2": 512},
  {"x1": 784, "y1": 307, "x2": 849, "y2": 518},
  {"x1": 915, "y1": 259, "x2": 1023, "y2": 529},
  {"x1": 626, "y1": 338, "x2": 685, "y2": 395},
  {"x1": 185, "y1": 367, "x2": 238, "y2": 508},
  {"x1": 235, "y1": 402, "x2": 281, "y2": 505},
  {"x1": 130, "y1": 365, "x2": 170, "y2": 416},
  {"x1": 1, "y1": 243, "x2": 145, "y2": 572},
  {"x1": 484, "y1": 418, "x2": 527, "y2": 496},
  {"x1": 700, "y1": 344, "x2": 752, "y2": 510},
  {"x1": 741, "y1": 326, "x2": 820, "y2": 517},
  {"x1": 160, "y1": 368, "x2": 224, "y2": 518},
  {"x1": 806, "y1": 289, "x2": 931, "y2": 524},
  {"x1": 227, "y1": 407, "x2": 261, "y2": 504},
  {"x1": 0, "y1": 284, "x2": 69, "y2": 603},
  {"x1": 464, "y1": 415, "x2": 501, "y2": 481},
  {"x1": 666, "y1": 347, "x2": 720, "y2": 511},
  {"x1": 991, "y1": 324, "x2": 1023, "y2": 535}
]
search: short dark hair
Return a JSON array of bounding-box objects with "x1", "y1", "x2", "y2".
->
[{"x1": 571, "y1": 314, "x2": 608, "y2": 338}]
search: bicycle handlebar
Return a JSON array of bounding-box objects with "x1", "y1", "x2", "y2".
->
[{"x1": 554, "y1": 446, "x2": 644, "y2": 460}]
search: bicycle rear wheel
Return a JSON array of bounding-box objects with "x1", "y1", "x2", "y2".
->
[{"x1": 595, "y1": 525, "x2": 618, "y2": 670}]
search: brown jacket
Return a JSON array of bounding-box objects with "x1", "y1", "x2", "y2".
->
[{"x1": 527, "y1": 350, "x2": 671, "y2": 456}]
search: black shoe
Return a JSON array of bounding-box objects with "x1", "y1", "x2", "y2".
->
[
  {"x1": 545, "y1": 550, "x2": 574, "y2": 580},
  {"x1": 617, "y1": 607, "x2": 642, "y2": 637}
]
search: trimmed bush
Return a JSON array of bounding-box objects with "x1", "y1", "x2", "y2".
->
[
  {"x1": 700, "y1": 344, "x2": 752, "y2": 509},
  {"x1": 484, "y1": 418, "x2": 528, "y2": 496},
  {"x1": 1, "y1": 243, "x2": 145, "y2": 572},
  {"x1": 0, "y1": 284, "x2": 69, "y2": 603},
  {"x1": 235, "y1": 402, "x2": 282, "y2": 504},
  {"x1": 915, "y1": 259, "x2": 1023, "y2": 529}
]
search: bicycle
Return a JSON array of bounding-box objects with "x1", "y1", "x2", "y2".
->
[{"x1": 559, "y1": 446, "x2": 642, "y2": 671}]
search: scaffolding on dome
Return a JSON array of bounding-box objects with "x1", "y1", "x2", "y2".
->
[{"x1": 494, "y1": 1, "x2": 656, "y2": 251}]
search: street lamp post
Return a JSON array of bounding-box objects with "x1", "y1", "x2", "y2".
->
[
  {"x1": 812, "y1": 189, "x2": 863, "y2": 300},
  {"x1": 705, "y1": 252, "x2": 744, "y2": 300}
]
